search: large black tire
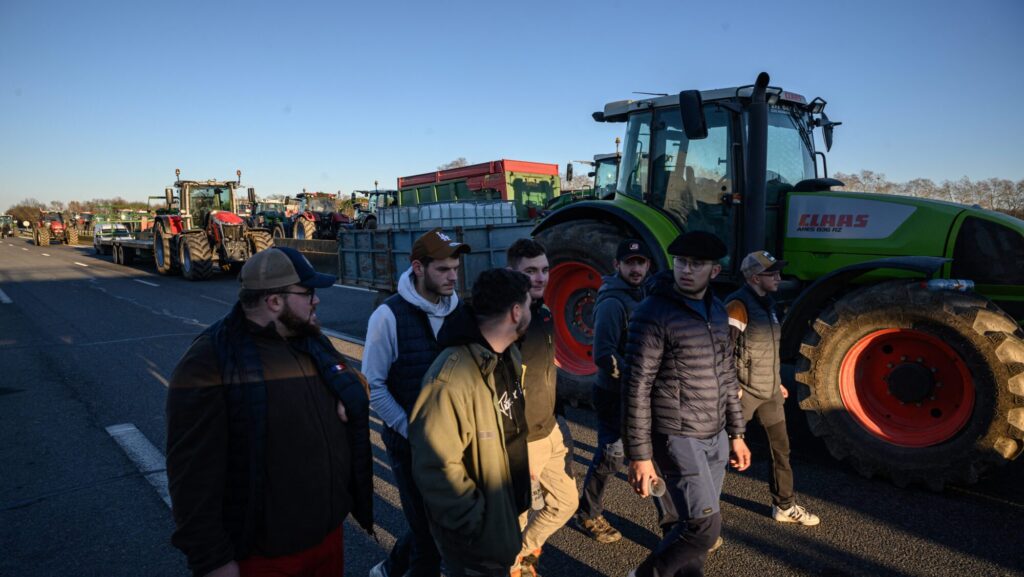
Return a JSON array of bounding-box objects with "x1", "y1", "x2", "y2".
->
[
  {"x1": 248, "y1": 230, "x2": 273, "y2": 254},
  {"x1": 272, "y1": 224, "x2": 286, "y2": 239},
  {"x1": 295, "y1": 217, "x2": 316, "y2": 240},
  {"x1": 37, "y1": 227, "x2": 49, "y2": 246},
  {"x1": 535, "y1": 220, "x2": 627, "y2": 406},
  {"x1": 67, "y1": 227, "x2": 78, "y2": 246},
  {"x1": 364, "y1": 216, "x2": 377, "y2": 230},
  {"x1": 121, "y1": 245, "x2": 134, "y2": 265},
  {"x1": 154, "y1": 226, "x2": 178, "y2": 275},
  {"x1": 795, "y1": 280, "x2": 1024, "y2": 489},
  {"x1": 179, "y1": 233, "x2": 214, "y2": 281},
  {"x1": 113, "y1": 244, "x2": 123, "y2": 265}
]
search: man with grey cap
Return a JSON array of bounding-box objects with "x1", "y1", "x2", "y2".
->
[
  {"x1": 726, "y1": 251, "x2": 820, "y2": 527},
  {"x1": 624, "y1": 231, "x2": 750, "y2": 577},
  {"x1": 166, "y1": 247, "x2": 373, "y2": 576},
  {"x1": 364, "y1": 227, "x2": 471, "y2": 577}
]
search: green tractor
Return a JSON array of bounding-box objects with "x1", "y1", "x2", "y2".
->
[
  {"x1": 0, "y1": 214, "x2": 13, "y2": 239},
  {"x1": 250, "y1": 200, "x2": 292, "y2": 238},
  {"x1": 535, "y1": 72, "x2": 1024, "y2": 488}
]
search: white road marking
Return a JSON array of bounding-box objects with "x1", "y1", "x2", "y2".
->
[
  {"x1": 133, "y1": 279, "x2": 160, "y2": 287},
  {"x1": 200, "y1": 294, "x2": 231, "y2": 305},
  {"x1": 334, "y1": 283, "x2": 374, "y2": 293},
  {"x1": 41, "y1": 253, "x2": 50, "y2": 257},
  {"x1": 0, "y1": 289, "x2": 11, "y2": 304},
  {"x1": 105, "y1": 423, "x2": 171, "y2": 509},
  {"x1": 22, "y1": 248, "x2": 28, "y2": 251},
  {"x1": 74, "y1": 262, "x2": 89, "y2": 267}
]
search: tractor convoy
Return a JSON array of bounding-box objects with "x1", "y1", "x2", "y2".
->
[{"x1": 26, "y1": 73, "x2": 1024, "y2": 488}]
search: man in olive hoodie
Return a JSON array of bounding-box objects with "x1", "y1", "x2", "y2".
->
[{"x1": 410, "y1": 269, "x2": 533, "y2": 577}]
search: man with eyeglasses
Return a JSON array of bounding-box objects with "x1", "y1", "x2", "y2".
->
[
  {"x1": 725, "y1": 251, "x2": 820, "y2": 527},
  {"x1": 166, "y1": 247, "x2": 374, "y2": 577},
  {"x1": 364, "y1": 228, "x2": 471, "y2": 577},
  {"x1": 624, "y1": 231, "x2": 750, "y2": 577}
]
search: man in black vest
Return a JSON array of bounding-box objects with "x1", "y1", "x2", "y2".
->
[
  {"x1": 725, "y1": 251, "x2": 820, "y2": 526},
  {"x1": 364, "y1": 228, "x2": 471, "y2": 577},
  {"x1": 166, "y1": 247, "x2": 373, "y2": 577}
]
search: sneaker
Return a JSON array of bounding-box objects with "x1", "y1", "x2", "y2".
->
[
  {"x1": 772, "y1": 504, "x2": 820, "y2": 526},
  {"x1": 368, "y1": 560, "x2": 388, "y2": 577},
  {"x1": 708, "y1": 535, "x2": 724, "y2": 552},
  {"x1": 574, "y1": 514, "x2": 622, "y2": 544},
  {"x1": 627, "y1": 570, "x2": 638, "y2": 577},
  {"x1": 510, "y1": 548, "x2": 541, "y2": 577}
]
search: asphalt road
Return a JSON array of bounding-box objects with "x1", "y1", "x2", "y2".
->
[{"x1": 1, "y1": 235, "x2": 1022, "y2": 577}]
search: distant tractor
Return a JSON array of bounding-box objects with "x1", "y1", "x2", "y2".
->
[
  {"x1": 33, "y1": 211, "x2": 77, "y2": 246},
  {"x1": 0, "y1": 214, "x2": 13, "y2": 239},
  {"x1": 291, "y1": 191, "x2": 349, "y2": 240},
  {"x1": 128, "y1": 169, "x2": 274, "y2": 280},
  {"x1": 349, "y1": 185, "x2": 398, "y2": 230},
  {"x1": 249, "y1": 200, "x2": 292, "y2": 238}
]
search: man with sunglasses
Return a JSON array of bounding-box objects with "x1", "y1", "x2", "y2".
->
[
  {"x1": 725, "y1": 251, "x2": 820, "y2": 527},
  {"x1": 624, "y1": 231, "x2": 750, "y2": 577},
  {"x1": 166, "y1": 247, "x2": 374, "y2": 577}
]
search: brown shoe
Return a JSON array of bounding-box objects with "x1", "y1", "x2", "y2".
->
[
  {"x1": 574, "y1": 514, "x2": 622, "y2": 544},
  {"x1": 511, "y1": 549, "x2": 541, "y2": 577}
]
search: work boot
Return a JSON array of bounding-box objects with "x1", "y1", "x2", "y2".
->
[
  {"x1": 510, "y1": 548, "x2": 541, "y2": 577},
  {"x1": 574, "y1": 514, "x2": 622, "y2": 544},
  {"x1": 772, "y1": 503, "x2": 820, "y2": 526},
  {"x1": 708, "y1": 535, "x2": 724, "y2": 552}
]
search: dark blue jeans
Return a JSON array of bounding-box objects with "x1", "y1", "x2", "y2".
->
[
  {"x1": 381, "y1": 426, "x2": 442, "y2": 577},
  {"x1": 578, "y1": 386, "x2": 677, "y2": 529},
  {"x1": 637, "y1": 431, "x2": 728, "y2": 577}
]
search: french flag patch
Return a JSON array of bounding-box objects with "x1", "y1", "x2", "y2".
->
[{"x1": 328, "y1": 363, "x2": 346, "y2": 374}]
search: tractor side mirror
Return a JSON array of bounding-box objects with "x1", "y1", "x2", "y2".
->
[
  {"x1": 164, "y1": 188, "x2": 174, "y2": 207},
  {"x1": 679, "y1": 90, "x2": 708, "y2": 140},
  {"x1": 247, "y1": 187, "x2": 256, "y2": 205},
  {"x1": 566, "y1": 163, "x2": 574, "y2": 183}
]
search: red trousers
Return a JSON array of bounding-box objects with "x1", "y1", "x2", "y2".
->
[{"x1": 239, "y1": 526, "x2": 344, "y2": 577}]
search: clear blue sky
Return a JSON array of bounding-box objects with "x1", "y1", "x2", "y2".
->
[{"x1": 2, "y1": 0, "x2": 1022, "y2": 210}]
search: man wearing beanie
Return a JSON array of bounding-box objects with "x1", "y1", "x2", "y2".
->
[
  {"x1": 166, "y1": 247, "x2": 373, "y2": 576},
  {"x1": 624, "y1": 231, "x2": 750, "y2": 577}
]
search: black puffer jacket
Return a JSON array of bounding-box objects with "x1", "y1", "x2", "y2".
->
[{"x1": 623, "y1": 271, "x2": 744, "y2": 461}]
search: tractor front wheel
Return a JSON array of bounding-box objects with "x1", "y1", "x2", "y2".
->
[
  {"x1": 296, "y1": 217, "x2": 315, "y2": 240},
  {"x1": 36, "y1": 227, "x2": 49, "y2": 246},
  {"x1": 795, "y1": 280, "x2": 1024, "y2": 488},
  {"x1": 154, "y1": 226, "x2": 179, "y2": 275},
  {"x1": 249, "y1": 230, "x2": 273, "y2": 255},
  {"x1": 272, "y1": 224, "x2": 286, "y2": 239},
  {"x1": 535, "y1": 220, "x2": 625, "y2": 404},
  {"x1": 179, "y1": 233, "x2": 214, "y2": 281},
  {"x1": 66, "y1": 227, "x2": 78, "y2": 246}
]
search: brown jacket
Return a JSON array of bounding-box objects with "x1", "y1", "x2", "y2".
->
[{"x1": 166, "y1": 319, "x2": 359, "y2": 576}]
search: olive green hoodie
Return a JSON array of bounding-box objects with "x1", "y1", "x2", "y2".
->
[{"x1": 409, "y1": 339, "x2": 524, "y2": 570}]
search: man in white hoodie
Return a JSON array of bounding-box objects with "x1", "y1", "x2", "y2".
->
[{"x1": 366, "y1": 228, "x2": 471, "y2": 577}]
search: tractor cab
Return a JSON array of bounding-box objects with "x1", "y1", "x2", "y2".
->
[
  {"x1": 598, "y1": 81, "x2": 835, "y2": 276},
  {"x1": 592, "y1": 152, "x2": 621, "y2": 199}
]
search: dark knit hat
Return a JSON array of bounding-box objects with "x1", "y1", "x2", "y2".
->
[{"x1": 666, "y1": 230, "x2": 727, "y2": 260}]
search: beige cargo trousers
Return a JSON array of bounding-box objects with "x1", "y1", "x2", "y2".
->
[{"x1": 518, "y1": 424, "x2": 579, "y2": 557}]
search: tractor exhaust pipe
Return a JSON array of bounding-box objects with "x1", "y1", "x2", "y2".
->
[{"x1": 743, "y1": 72, "x2": 770, "y2": 258}]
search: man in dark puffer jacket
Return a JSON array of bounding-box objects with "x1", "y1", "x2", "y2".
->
[{"x1": 624, "y1": 231, "x2": 751, "y2": 577}]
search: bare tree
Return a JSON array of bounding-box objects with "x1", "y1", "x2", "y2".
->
[{"x1": 437, "y1": 157, "x2": 469, "y2": 170}]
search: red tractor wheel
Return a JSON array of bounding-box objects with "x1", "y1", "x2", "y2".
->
[
  {"x1": 796, "y1": 280, "x2": 1024, "y2": 488},
  {"x1": 536, "y1": 220, "x2": 625, "y2": 402}
]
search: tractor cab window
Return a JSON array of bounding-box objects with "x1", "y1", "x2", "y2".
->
[
  {"x1": 191, "y1": 187, "x2": 232, "y2": 213},
  {"x1": 306, "y1": 197, "x2": 336, "y2": 213},
  {"x1": 650, "y1": 106, "x2": 734, "y2": 256},
  {"x1": 761, "y1": 108, "x2": 817, "y2": 204},
  {"x1": 594, "y1": 157, "x2": 618, "y2": 198},
  {"x1": 617, "y1": 111, "x2": 652, "y2": 200}
]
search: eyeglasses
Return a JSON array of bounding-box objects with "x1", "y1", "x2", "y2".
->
[
  {"x1": 268, "y1": 287, "x2": 315, "y2": 303},
  {"x1": 673, "y1": 257, "x2": 712, "y2": 272},
  {"x1": 756, "y1": 271, "x2": 781, "y2": 279}
]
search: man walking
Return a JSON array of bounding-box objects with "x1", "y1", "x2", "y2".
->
[
  {"x1": 505, "y1": 239, "x2": 579, "y2": 576},
  {"x1": 725, "y1": 251, "x2": 820, "y2": 526},
  {"x1": 410, "y1": 269, "x2": 533, "y2": 577},
  {"x1": 364, "y1": 227, "x2": 471, "y2": 577},
  {"x1": 624, "y1": 231, "x2": 751, "y2": 577},
  {"x1": 575, "y1": 238, "x2": 678, "y2": 544},
  {"x1": 166, "y1": 247, "x2": 373, "y2": 577}
]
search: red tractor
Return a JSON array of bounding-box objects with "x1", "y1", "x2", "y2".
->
[
  {"x1": 149, "y1": 169, "x2": 273, "y2": 280},
  {"x1": 291, "y1": 191, "x2": 350, "y2": 239},
  {"x1": 34, "y1": 211, "x2": 77, "y2": 246}
]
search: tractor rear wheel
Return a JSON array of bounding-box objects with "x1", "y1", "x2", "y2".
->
[
  {"x1": 179, "y1": 233, "x2": 214, "y2": 281},
  {"x1": 296, "y1": 217, "x2": 316, "y2": 240},
  {"x1": 795, "y1": 280, "x2": 1024, "y2": 489},
  {"x1": 535, "y1": 220, "x2": 625, "y2": 404},
  {"x1": 67, "y1": 227, "x2": 78, "y2": 246},
  {"x1": 37, "y1": 227, "x2": 49, "y2": 246}
]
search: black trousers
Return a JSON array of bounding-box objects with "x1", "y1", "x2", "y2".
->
[{"x1": 381, "y1": 426, "x2": 443, "y2": 577}]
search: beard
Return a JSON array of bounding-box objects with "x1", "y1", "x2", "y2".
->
[
  {"x1": 515, "y1": 311, "x2": 530, "y2": 338},
  {"x1": 279, "y1": 301, "x2": 322, "y2": 338}
]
